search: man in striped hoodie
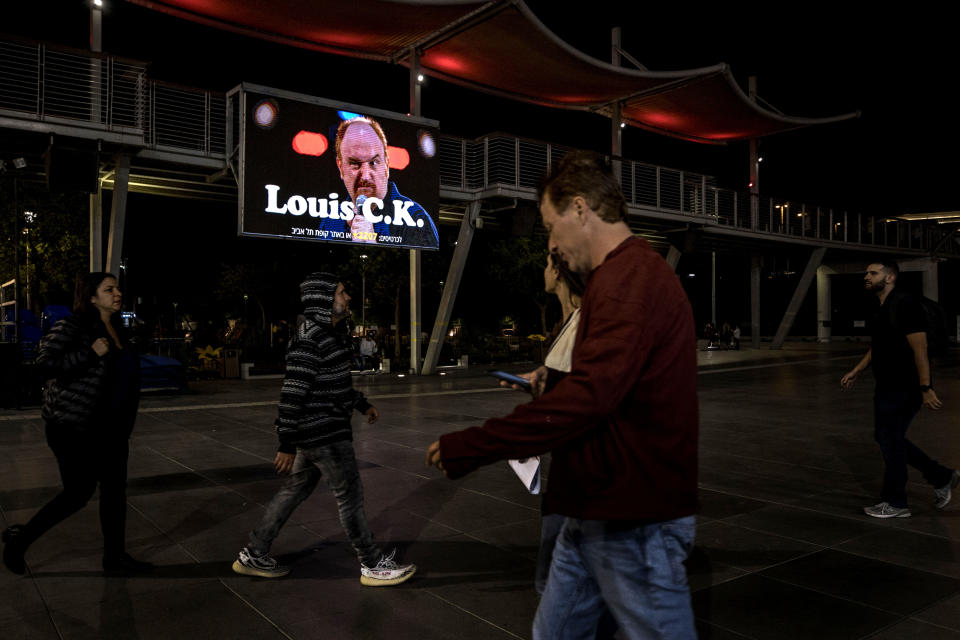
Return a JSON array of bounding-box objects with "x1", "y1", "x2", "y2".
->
[{"x1": 231, "y1": 272, "x2": 415, "y2": 586}]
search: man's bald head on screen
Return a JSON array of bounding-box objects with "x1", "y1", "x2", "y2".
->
[{"x1": 336, "y1": 117, "x2": 390, "y2": 204}]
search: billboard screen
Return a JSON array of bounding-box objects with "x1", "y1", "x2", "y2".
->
[{"x1": 239, "y1": 85, "x2": 440, "y2": 250}]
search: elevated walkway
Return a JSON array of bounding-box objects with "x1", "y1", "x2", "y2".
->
[{"x1": 2, "y1": 37, "x2": 954, "y2": 258}]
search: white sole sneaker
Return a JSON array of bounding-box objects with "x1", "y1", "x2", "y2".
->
[
  {"x1": 863, "y1": 502, "x2": 911, "y2": 518},
  {"x1": 360, "y1": 564, "x2": 416, "y2": 587},
  {"x1": 935, "y1": 471, "x2": 960, "y2": 510},
  {"x1": 232, "y1": 559, "x2": 291, "y2": 578}
]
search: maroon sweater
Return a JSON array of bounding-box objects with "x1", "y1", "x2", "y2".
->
[{"x1": 440, "y1": 236, "x2": 699, "y2": 521}]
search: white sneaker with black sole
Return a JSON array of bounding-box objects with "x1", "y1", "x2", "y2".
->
[
  {"x1": 863, "y1": 502, "x2": 911, "y2": 518},
  {"x1": 232, "y1": 547, "x2": 291, "y2": 578},
  {"x1": 935, "y1": 470, "x2": 960, "y2": 510},
  {"x1": 360, "y1": 549, "x2": 416, "y2": 586}
]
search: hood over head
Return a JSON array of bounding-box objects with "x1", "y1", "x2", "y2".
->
[{"x1": 300, "y1": 272, "x2": 340, "y2": 324}]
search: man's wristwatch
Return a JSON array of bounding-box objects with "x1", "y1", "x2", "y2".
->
[{"x1": 919, "y1": 384, "x2": 933, "y2": 393}]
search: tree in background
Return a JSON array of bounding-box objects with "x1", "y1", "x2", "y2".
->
[
  {"x1": 0, "y1": 180, "x2": 88, "y2": 315},
  {"x1": 469, "y1": 235, "x2": 550, "y2": 334}
]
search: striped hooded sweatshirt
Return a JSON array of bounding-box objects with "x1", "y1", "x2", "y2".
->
[{"x1": 275, "y1": 272, "x2": 372, "y2": 454}]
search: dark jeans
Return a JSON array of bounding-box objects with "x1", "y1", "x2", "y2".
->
[
  {"x1": 874, "y1": 391, "x2": 953, "y2": 508},
  {"x1": 248, "y1": 440, "x2": 381, "y2": 566},
  {"x1": 21, "y1": 421, "x2": 130, "y2": 555},
  {"x1": 535, "y1": 513, "x2": 564, "y2": 595}
]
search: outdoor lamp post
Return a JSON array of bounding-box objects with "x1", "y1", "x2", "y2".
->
[
  {"x1": 360, "y1": 254, "x2": 367, "y2": 332},
  {"x1": 23, "y1": 211, "x2": 35, "y2": 312}
]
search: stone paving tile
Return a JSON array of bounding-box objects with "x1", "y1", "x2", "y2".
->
[
  {"x1": 693, "y1": 520, "x2": 822, "y2": 573},
  {"x1": 0, "y1": 612, "x2": 60, "y2": 640},
  {"x1": 692, "y1": 574, "x2": 899, "y2": 640},
  {"x1": 724, "y1": 504, "x2": 876, "y2": 547},
  {"x1": 282, "y1": 588, "x2": 523, "y2": 640},
  {"x1": 760, "y1": 549, "x2": 960, "y2": 616},
  {"x1": 0, "y1": 571, "x2": 48, "y2": 623},
  {"x1": 49, "y1": 580, "x2": 289, "y2": 640},
  {"x1": 1, "y1": 352, "x2": 957, "y2": 638},
  {"x1": 867, "y1": 619, "x2": 960, "y2": 640},
  {"x1": 915, "y1": 592, "x2": 960, "y2": 631},
  {"x1": 835, "y1": 528, "x2": 960, "y2": 579}
]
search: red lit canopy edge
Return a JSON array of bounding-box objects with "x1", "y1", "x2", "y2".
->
[{"x1": 128, "y1": 0, "x2": 860, "y2": 144}]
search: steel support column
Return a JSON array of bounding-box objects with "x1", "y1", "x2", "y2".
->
[
  {"x1": 901, "y1": 257, "x2": 939, "y2": 302},
  {"x1": 665, "y1": 245, "x2": 681, "y2": 271},
  {"x1": 751, "y1": 255, "x2": 761, "y2": 348},
  {"x1": 410, "y1": 249, "x2": 422, "y2": 373},
  {"x1": 770, "y1": 247, "x2": 826, "y2": 349},
  {"x1": 106, "y1": 153, "x2": 130, "y2": 277},
  {"x1": 816, "y1": 265, "x2": 836, "y2": 343},
  {"x1": 422, "y1": 201, "x2": 481, "y2": 375},
  {"x1": 611, "y1": 28, "x2": 622, "y2": 179},
  {"x1": 409, "y1": 50, "x2": 422, "y2": 373},
  {"x1": 748, "y1": 77, "x2": 759, "y2": 231},
  {"x1": 922, "y1": 260, "x2": 939, "y2": 301},
  {"x1": 711, "y1": 251, "x2": 717, "y2": 325},
  {"x1": 89, "y1": 190, "x2": 103, "y2": 272}
]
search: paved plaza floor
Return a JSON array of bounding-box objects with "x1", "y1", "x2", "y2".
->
[{"x1": 1, "y1": 343, "x2": 959, "y2": 639}]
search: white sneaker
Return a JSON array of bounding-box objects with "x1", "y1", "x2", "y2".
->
[
  {"x1": 934, "y1": 470, "x2": 960, "y2": 510},
  {"x1": 360, "y1": 549, "x2": 416, "y2": 587},
  {"x1": 232, "y1": 547, "x2": 291, "y2": 578},
  {"x1": 863, "y1": 502, "x2": 911, "y2": 519}
]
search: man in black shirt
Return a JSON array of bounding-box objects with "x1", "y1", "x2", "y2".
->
[{"x1": 841, "y1": 260, "x2": 957, "y2": 518}]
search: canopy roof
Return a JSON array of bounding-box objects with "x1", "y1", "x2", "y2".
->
[{"x1": 130, "y1": 0, "x2": 859, "y2": 144}]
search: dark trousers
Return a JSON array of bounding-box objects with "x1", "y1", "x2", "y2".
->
[
  {"x1": 874, "y1": 391, "x2": 952, "y2": 508},
  {"x1": 248, "y1": 440, "x2": 381, "y2": 567},
  {"x1": 21, "y1": 421, "x2": 130, "y2": 555}
]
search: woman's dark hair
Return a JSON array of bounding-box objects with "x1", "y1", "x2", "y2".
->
[
  {"x1": 549, "y1": 253, "x2": 586, "y2": 299},
  {"x1": 74, "y1": 272, "x2": 123, "y2": 333}
]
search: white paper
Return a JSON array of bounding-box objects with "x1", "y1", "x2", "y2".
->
[{"x1": 508, "y1": 457, "x2": 541, "y2": 494}]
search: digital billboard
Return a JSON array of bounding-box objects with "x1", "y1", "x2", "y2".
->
[{"x1": 239, "y1": 85, "x2": 440, "y2": 250}]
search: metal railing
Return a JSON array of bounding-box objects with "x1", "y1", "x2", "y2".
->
[
  {"x1": 438, "y1": 134, "x2": 955, "y2": 253},
  {"x1": 0, "y1": 38, "x2": 225, "y2": 159},
  {"x1": 2, "y1": 37, "x2": 954, "y2": 255},
  {"x1": 0, "y1": 280, "x2": 17, "y2": 344}
]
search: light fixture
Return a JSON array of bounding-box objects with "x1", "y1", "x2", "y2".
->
[
  {"x1": 417, "y1": 74, "x2": 424, "y2": 83},
  {"x1": 758, "y1": 156, "x2": 764, "y2": 163},
  {"x1": 93, "y1": 0, "x2": 103, "y2": 6},
  {"x1": 620, "y1": 122, "x2": 626, "y2": 128}
]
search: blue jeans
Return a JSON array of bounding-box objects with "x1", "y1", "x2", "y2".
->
[
  {"x1": 248, "y1": 440, "x2": 381, "y2": 566},
  {"x1": 874, "y1": 391, "x2": 953, "y2": 508},
  {"x1": 533, "y1": 516, "x2": 696, "y2": 640}
]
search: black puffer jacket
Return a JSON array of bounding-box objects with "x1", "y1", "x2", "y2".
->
[{"x1": 36, "y1": 315, "x2": 140, "y2": 435}]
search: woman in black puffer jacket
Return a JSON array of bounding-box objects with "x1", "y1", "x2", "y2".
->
[{"x1": 2, "y1": 272, "x2": 152, "y2": 575}]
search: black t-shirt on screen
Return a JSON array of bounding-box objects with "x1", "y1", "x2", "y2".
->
[{"x1": 871, "y1": 287, "x2": 926, "y2": 391}]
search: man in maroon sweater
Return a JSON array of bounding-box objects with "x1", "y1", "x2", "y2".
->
[{"x1": 427, "y1": 152, "x2": 699, "y2": 639}]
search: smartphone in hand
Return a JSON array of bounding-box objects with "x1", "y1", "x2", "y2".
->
[{"x1": 489, "y1": 370, "x2": 532, "y2": 390}]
